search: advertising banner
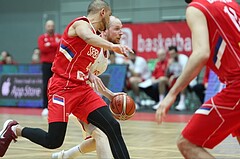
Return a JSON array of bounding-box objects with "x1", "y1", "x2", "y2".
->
[
  {"x1": 121, "y1": 21, "x2": 192, "y2": 60},
  {"x1": 0, "y1": 74, "x2": 42, "y2": 99},
  {"x1": 0, "y1": 64, "x2": 43, "y2": 107},
  {"x1": 0, "y1": 74, "x2": 43, "y2": 107},
  {"x1": 0, "y1": 64, "x2": 127, "y2": 108}
]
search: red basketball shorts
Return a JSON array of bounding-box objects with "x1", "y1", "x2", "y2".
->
[
  {"x1": 182, "y1": 80, "x2": 240, "y2": 149},
  {"x1": 47, "y1": 76, "x2": 107, "y2": 124}
]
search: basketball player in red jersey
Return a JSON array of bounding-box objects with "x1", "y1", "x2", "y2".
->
[
  {"x1": 0, "y1": 1, "x2": 132, "y2": 159},
  {"x1": 156, "y1": 0, "x2": 240, "y2": 158},
  {"x1": 51, "y1": 15, "x2": 124, "y2": 159}
]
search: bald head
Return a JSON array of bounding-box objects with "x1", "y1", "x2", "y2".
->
[
  {"x1": 45, "y1": 20, "x2": 54, "y2": 26},
  {"x1": 105, "y1": 16, "x2": 123, "y2": 44},
  {"x1": 45, "y1": 20, "x2": 55, "y2": 35},
  {"x1": 109, "y1": 16, "x2": 122, "y2": 28},
  {"x1": 87, "y1": 0, "x2": 110, "y2": 15}
]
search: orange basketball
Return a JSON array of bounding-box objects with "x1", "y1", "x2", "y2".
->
[{"x1": 109, "y1": 94, "x2": 136, "y2": 120}]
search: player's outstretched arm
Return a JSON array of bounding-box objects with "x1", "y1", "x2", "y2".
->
[
  {"x1": 156, "y1": 6, "x2": 210, "y2": 124},
  {"x1": 72, "y1": 21, "x2": 113, "y2": 50},
  {"x1": 69, "y1": 20, "x2": 131, "y2": 57}
]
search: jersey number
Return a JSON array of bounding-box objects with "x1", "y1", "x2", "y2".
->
[{"x1": 224, "y1": 6, "x2": 240, "y2": 32}]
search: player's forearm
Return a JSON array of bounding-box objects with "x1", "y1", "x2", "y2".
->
[
  {"x1": 83, "y1": 33, "x2": 113, "y2": 51},
  {"x1": 75, "y1": 22, "x2": 114, "y2": 51},
  {"x1": 98, "y1": 87, "x2": 114, "y2": 101}
]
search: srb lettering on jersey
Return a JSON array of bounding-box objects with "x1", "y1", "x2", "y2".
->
[{"x1": 87, "y1": 46, "x2": 100, "y2": 59}]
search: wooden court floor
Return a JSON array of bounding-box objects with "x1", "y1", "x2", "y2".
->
[{"x1": 0, "y1": 108, "x2": 240, "y2": 159}]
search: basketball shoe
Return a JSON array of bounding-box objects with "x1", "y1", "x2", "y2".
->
[
  {"x1": 52, "y1": 150, "x2": 64, "y2": 159},
  {"x1": 0, "y1": 119, "x2": 18, "y2": 157}
]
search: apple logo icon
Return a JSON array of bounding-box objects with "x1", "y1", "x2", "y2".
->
[{"x1": 2, "y1": 78, "x2": 11, "y2": 96}]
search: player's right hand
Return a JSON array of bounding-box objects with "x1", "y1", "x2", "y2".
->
[
  {"x1": 155, "y1": 93, "x2": 176, "y2": 125},
  {"x1": 88, "y1": 72, "x2": 106, "y2": 92},
  {"x1": 111, "y1": 44, "x2": 133, "y2": 57}
]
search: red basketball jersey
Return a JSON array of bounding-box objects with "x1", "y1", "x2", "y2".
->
[
  {"x1": 51, "y1": 16, "x2": 101, "y2": 86},
  {"x1": 189, "y1": 0, "x2": 240, "y2": 83}
]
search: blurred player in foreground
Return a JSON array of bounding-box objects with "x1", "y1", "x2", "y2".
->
[
  {"x1": 156, "y1": 0, "x2": 240, "y2": 158},
  {"x1": 52, "y1": 15, "x2": 123, "y2": 159},
  {"x1": 0, "y1": 1, "x2": 132, "y2": 159}
]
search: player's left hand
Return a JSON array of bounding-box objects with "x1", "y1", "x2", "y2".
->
[
  {"x1": 111, "y1": 44, "x2": 133, "y2": 57},
  {"x1": 155, "y1": 94, "x2": 176, "y2": 125}
]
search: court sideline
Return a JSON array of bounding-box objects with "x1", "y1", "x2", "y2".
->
[{"x1": 0, "y1": 107, "x2": 239, "y2": 159}]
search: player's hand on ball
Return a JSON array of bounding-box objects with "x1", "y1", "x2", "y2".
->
[
  {"x1": 111, "y1": 92, "x2": 126, "y2": 101},
  {"x1": 88, "y1": 73, "x2": 106, "y2": 92}
]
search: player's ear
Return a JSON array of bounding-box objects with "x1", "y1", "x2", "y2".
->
[{"x1": 100, "y1": 8, "x2": 105, "y2": 17}]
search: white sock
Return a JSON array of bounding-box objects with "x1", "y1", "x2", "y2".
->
[{"x1": 63, "y1": 145, "x2": 82, "y2": 159}]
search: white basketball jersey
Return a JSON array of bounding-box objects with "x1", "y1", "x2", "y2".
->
[{"x1": 90, "y1": 48, "x2": 109, "y2": 76}]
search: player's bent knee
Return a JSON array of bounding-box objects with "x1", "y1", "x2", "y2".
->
[
  {"x1": 46, "y1": 139, "x2": 64, "y2": 149},
  {"x1": 92, "y1": 128, "x2": 108, "y2": 143},
  {"x1": 177, "y1": 135, "x2": 194, "y2": 153},
  {"x1": 177, "y1": 135, "x2": 188, "y2": 150},
  {"x1": 46, "y1": 143, "x2": 63, "y2": 149}
]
